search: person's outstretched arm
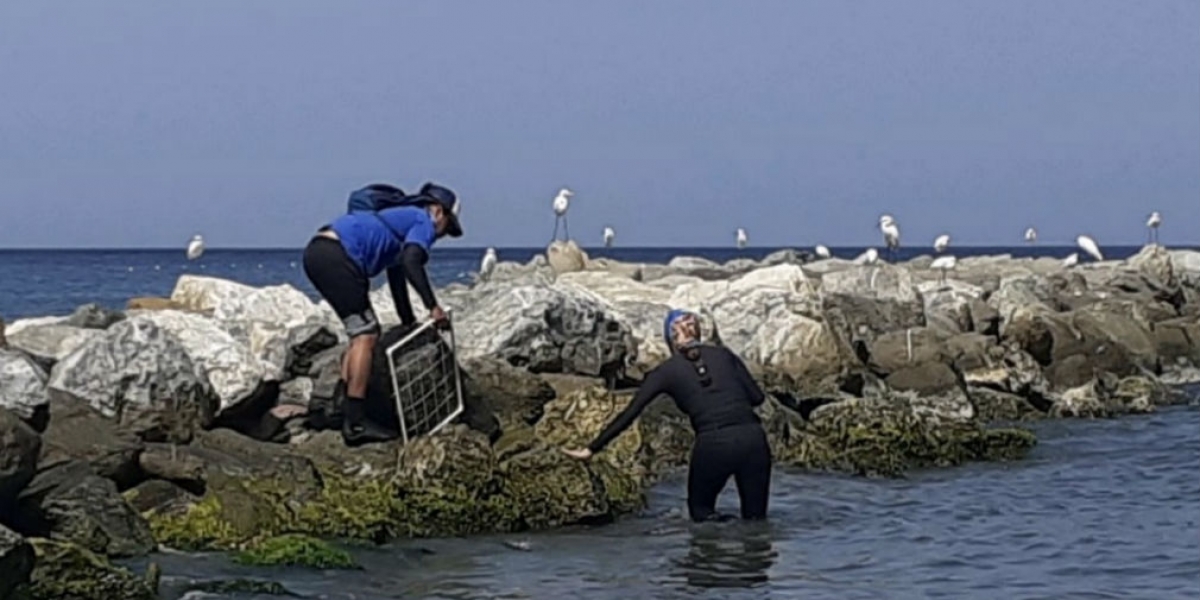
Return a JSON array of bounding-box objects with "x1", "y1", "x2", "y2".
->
[
  {"x1": 586, "y1": 367, "x2": 670, "y2": 454},
  {"x1": 729, "y1": 350, "x2": 766, "y2": 407}
]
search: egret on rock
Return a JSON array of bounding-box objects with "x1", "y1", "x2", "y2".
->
[
  {"x1": 550, "y1": 188, "x2": 574, "y2": 242},
  {"x1": 879, "y1": 215, "x2": 901, "y2": 260},
  {"x1": 736, "y1": 228, "x2": 748, "y2": 250},
  {"x1": 603, "y1": 226, "x2": 615, "y2": 248},
  {"x1": 1146, "y1": 211, "x2": 1162, "y2": 245},
  {"x1": 930, "y1": 254, "x2": 956, "y2": 285},
  {"x1": 479, "y1": 247, "x2": 497, "y2": 282}
]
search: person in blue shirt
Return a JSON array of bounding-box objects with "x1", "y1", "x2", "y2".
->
[{"x1": 301, "y1": 183, "x2": 463, "y2": 446}]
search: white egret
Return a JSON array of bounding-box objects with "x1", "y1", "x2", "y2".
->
[
  {"x1": 1076, "y1": 234, "x2": 1103, "y2": 262},
  {"x1": 479, "y1": 247, "x2": 497, "y2": 281},
  {"x1": 1062, "y1": 253, "x2": 1079, "y2": 268},
  {"x1": 930, "y1": 254, "x2": 957, "y2": 284},
  {"x1": 933, "y1": 234, "x2": 950, "y2": 254},
  {"x1": 856, "y1": 248, "x2": 879, "y2": 265},
  {"x1": 1024, "y1": 227, "x2": 1037, "y2": 244},
  {"x1": 550, "y1": 188, "x2": 574, "y2": 242},
  {"x1": 736, "y1": 228, "x2": 748, "y2": 249},
  {"x1": 814, "y1": 245, "x2": 831, "y2": 259},
  {"x1": 603, "y1": 226, "x2": 615, "y2": 248},
  {"x1": 1146, "y1": 211, "x2": 1162, "y2": 245},
  {"x1": 186, "y1": 234, "x2": 205, "y2": 260},
  {"x1": 879, "y1": 215, "x2": 901, "y2": 260}
]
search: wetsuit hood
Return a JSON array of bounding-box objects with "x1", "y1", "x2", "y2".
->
[{"x1": 663, "y1": 309, "x2": 702, "y2": 353}]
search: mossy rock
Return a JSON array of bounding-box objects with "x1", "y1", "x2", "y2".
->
[
  {"x1": 496, "y1": 444, "x2": 619, "y2": 529},
  {"x1": 775, "y1": 396, "x2": 1037, "y2": 477},
  {"x1": 969, "y1": 387, "x2": 1046, "y2": 422},
  {"x1": 24, "y1": 538, "x2": 157, "y2": 600},
  {"x1": 535, "y1": 387, "x2": 647, "y2": 477},
  {"x1": 234, "y1": 534, "x2": 358, "y2": 569}
]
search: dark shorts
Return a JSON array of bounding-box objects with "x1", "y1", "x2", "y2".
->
[{"x1": 302, "y1": 236, "x2": 380, "y2": 337}]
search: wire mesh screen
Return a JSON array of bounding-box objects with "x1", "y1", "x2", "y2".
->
[{"x1": 385, "y1": 314, "x2": 464, "y2": 444}]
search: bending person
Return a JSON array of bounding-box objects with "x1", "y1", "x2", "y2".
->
[
  {"x1": 302, "y1": 183, "x2": 463, "y2": 446},
  {"x1": 563, "y1": 309, "x2": 773, "y2": 522}
]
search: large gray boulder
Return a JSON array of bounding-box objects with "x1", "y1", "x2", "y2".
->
[
  {"x1": 554, "y1": 270, "x2": 677, "y2": 369},
  {"x1": 63, "y1": 303, "x2": 125, "y2": 330},
  {"x1": 38, "y1": 397, "x2": 145, "y2": 489},
  {"x1": 546, "y1": 240, "x2": 588, "y2": 275},
  {"x1": 13, "y1": 460, "x2": 155, "y2": 558},
  {"x1": 670, "y1": 264, "x2": 845, "y2": 392},
  {"x1": 918, "y1": 280, "x2": 984, "y2": 335},
  {"x1": 449, "y1": 280, "x2": 636, "y2": 378},
  {"x1": 0, "y1": 525, "x2": 34, "y2": 600},
  {"x1": 5, "y1": 323, "x2": 104, "y2": 370},
  {"x1": 172, "y1": 274, "x2": 339, "y2": 329},
  {"x1": 47, "y1": 316, "x2": 219, "y2": 443},
  {"x1": 0, "y1": 350, "x2": 49, "y2": 425},
  {"x1": 820, "y1": 264, "x2": 926, "y2": 366},
  {"x1": 137, "y1": 310, "x2": 275, "y2": 412},
  {"x1": 0, "y1": 409, "x2": 41, "y2": 510}
]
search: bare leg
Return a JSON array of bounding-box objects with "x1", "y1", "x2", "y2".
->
[
  {"x1": 563, "y1": 215, "x2": 570, "y2": 242},
  {"x1": 551, "y1": 217, "x2": 560, "y2": 243},
  {"x1": 344, "y1": 334, "x2": 377, "y2": 399}
]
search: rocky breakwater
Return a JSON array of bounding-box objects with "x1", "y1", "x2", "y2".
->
[{"x1": 0, "y1": 242, "x2": 1196, "y2": 597}]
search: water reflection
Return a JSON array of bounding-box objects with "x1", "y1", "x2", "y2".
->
[{"x1": 672, "y1": 521, "x2": 778, "y2": 590}]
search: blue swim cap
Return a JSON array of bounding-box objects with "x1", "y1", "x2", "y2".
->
[{"x1": 663, "y1": 309, "x2": 700, "y2": 352}]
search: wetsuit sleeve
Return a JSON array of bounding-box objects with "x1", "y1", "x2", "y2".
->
[
  {"x1": 385, "y1": 265, "x2": 417, "y2": 325},
  {"x1": 587, "y1": 368, "x2": 669, "y2": 454},
  {"x1": 730, "y1": 351, "x2": 766, "y2": 407},
  {"x1": 401, "y1": 245, "x2": 437, "y2": 310}
]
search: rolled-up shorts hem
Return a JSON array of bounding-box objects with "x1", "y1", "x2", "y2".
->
[{"x1": 342, "y1": 309, "x2": 381, "y2": 338}]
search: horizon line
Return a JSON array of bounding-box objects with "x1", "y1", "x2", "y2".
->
[
  {"x1": 0, "y1": 243, "x2": 1190, "y2": 253},
  {"x1": 2, "y1": 243, "x2": 1192, "y2": 252}
]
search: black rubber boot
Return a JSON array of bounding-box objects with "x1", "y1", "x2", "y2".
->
[{"x1": 341, "y1": 398, "x2": 393, "y2": 447}]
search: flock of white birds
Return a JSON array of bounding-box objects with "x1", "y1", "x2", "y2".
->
[
  {"x1": 472, "y1": 190, "x2": 1169, "y2": 282},
  {"x1": 177, "y1": 190, "x2": 1168, "y2": 286}
]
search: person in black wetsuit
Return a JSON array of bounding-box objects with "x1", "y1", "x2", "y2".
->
[{"x1": 562, "y1": 309, "x2": 773, "y2": 522}]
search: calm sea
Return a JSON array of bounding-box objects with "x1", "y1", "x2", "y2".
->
[{"x1": 0, "y1": 244, "x2": 1190, "y2": 320}]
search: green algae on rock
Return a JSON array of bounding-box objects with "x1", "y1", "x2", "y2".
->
[
  {"x1": 144, "y1": 421, "x2": 650, "y2": 550},
  {"x1": 23, "y1": 538, "x2": 157, "y2": 600},
  {"x1": 762, "y1": 394, "x2": 1037, "y2": 478},
  {"x1": 234, "y1": 534, "x2": 358, "y2": 569}
]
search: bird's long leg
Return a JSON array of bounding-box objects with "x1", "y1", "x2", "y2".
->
[
  {"x1": 563, "y1": 215, "x2": 570, "y2": 242},
  {"x1": 551, "y1": 217, "x2": 560, "y2": 243}
]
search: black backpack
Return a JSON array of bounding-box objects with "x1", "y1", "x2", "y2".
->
[{"x1": 346, "y1": 183, "x2": 416, "y2": 213}]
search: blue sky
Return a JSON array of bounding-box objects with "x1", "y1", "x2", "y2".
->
[{"x1": 0, "y1": 0, "x2": 1196, "y2": 249}]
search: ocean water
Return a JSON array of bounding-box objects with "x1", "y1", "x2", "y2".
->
[
  {"x1": 1, "y1": 244, "x2": 1193, "y2": 320},
  {"x1": 142, "y1": 401, "x2": 1200, "y2": 600}
]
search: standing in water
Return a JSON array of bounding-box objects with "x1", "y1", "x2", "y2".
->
[
  {"x1": 302, "y1": 183, "x2": 463, "y2": 446},
  {"x1": 562, "y1": 310, "x2": 773, "y2": 522}
]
